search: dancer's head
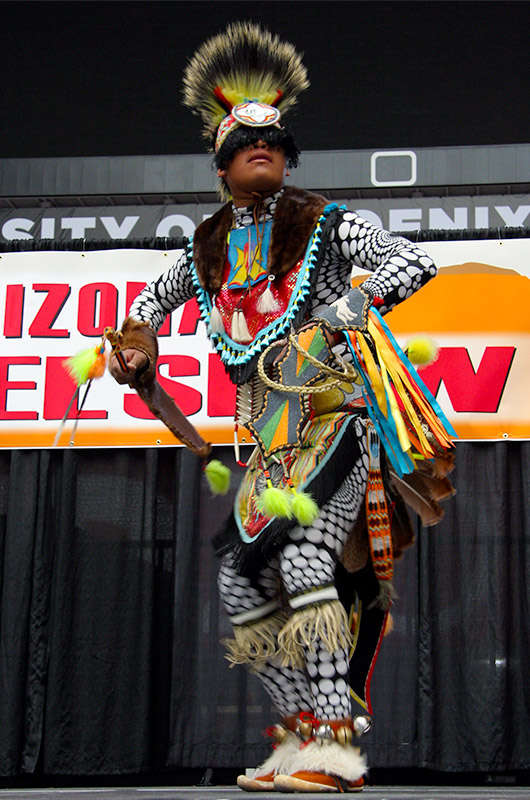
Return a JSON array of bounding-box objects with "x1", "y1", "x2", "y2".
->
[{"x1": 182, "y1": 21, "x2": 307, "y2": 199}]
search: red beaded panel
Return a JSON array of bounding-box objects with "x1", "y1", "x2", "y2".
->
[{"x1": 215, "y1": 257, "x2": 304, "y2": 340}]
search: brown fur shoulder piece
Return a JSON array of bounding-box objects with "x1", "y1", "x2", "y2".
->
[
  {"x1": 192, "y1": 186, "x2": 328, "y2": 293},
  {"x1": 118, "y1": 316, "x2": 158, "y2": 386},
  {"x1": 268, "y1": 187, "x2": 328, "y2": 278},
  {"x1": 192, "y1": 202, "x2": 233, "y2": 294}
]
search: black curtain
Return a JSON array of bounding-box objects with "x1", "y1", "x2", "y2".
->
[
  {"x1": 0, "y1": 447, "x2": 177, "y2": 775},
  {"x1": 1, "y1": 442, "x2": 529, "y2": 776},
  {"x1": 417, "y1": 442, "x2": 530, "y2": 772}
]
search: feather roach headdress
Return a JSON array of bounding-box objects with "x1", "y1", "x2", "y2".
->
[{"x1": 182, "y1": 22, "x2": 309, "y2": 156}]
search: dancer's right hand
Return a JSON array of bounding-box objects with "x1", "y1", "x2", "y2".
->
[{"x1": 108, "y1": 348, "x2": 148, "y2": 384}]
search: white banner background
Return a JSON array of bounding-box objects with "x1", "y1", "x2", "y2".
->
[{"x1": 1, "y1": 240, "x2": 529, "y2": 447}]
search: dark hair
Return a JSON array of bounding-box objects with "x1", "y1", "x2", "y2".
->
[{"x1": 213, "y1": 124, "x2": 301, "y2": 171}]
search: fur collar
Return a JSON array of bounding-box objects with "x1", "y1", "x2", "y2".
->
[{"x1": 192, "y1": 186, "x2": 328, "y2": 293}]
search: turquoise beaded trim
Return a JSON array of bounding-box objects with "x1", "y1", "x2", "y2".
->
[{"x1": 189, "y1": 203, "x2": 338, "y2": 369}]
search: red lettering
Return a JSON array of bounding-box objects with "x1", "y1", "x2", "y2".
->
[
  {"x1": 178, "y1": 298, "x2": 201, "y2": 335},
  {"x1": 207, "y1": 354, "x2": 236, "y2": 416},
  {"x1": 158, "y1": 356, "x2": 202, "y2": 415},
  {"x1": 28, "y1": 284, "x2": 70, "y2": 338},
  {"x1": 126, "y1": 282, "x2": 170, "y2": 336},
  {"x1": 0, "y1": 356, "x2": 40, "y2": 420},
  {"x1": 124, "y1": 355, "x2": 202, "y2": 419},
  {"x1": 419, "y1": 346, "x2": 516, "y2": 413},
  {"x1": 77, "y1": 283, "x2": 117, "y2": 336},
  {"x1": 126, "y1": 282, "x2": 147, "y2": 316},
  {"x1": 3, "y1": 285, "x2": 25, "y2": 338},
  {"x1": 43, "y1": 357, "x2": 107, "y2": 420},
  {"x1": 123, "y1": 393, "x2": 152, "y2": 420}
]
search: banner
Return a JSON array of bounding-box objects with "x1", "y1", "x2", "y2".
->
[
  {"x1": 1, "y1": 195, "x2": 530, "y2": 243},
  {"x1": 1, "y1": 240, "x2": 528, "y2": 448}
]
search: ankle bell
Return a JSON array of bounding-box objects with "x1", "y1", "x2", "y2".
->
[
  {"x1": 353, "y1": 714, "x2": 372, "y2": 737},
  {"x1": 335, "y1": 725, "x2": 353, "y2": 746},
  {"x1": 315, "y1": 722, "x2": 335, "y2": 746},
  {"x1": 295, "y1": 713, "x2": 372, "y2": 748},
  {"x1": 297, "y1": 719, "x2": 314, "y2": 742}
]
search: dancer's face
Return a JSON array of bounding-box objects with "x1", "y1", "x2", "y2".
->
[{"x1": 217, "y1": 138, "x2": 288, "y2": 206}]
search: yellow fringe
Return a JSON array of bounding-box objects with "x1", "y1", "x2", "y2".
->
[
  {"x1": 277, "y1": 600, "x2": 353, "y2": 668},
  {"x1": 367, "y1": 315, "x2": 453, "y2": 452},
  {"x1": 222, "y1": 610, "x2": 288, "y2": 670}
]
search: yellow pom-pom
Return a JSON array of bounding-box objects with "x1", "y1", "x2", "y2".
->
[
  {"x1": 65, "y1": 345, "x2": 106, "y2": 386},
  {"x1": 406, "y1": 335, "x2": 438, "y2": 366},
  {"x1": 204, "y1": 459, "x2": 231, "y2": 495},
  {"x1": 291, "y1": 491, "x2": 319, "y2": 526},
  {"x1": 257, "y1": 486, "x2": 293, "y2": 519}
]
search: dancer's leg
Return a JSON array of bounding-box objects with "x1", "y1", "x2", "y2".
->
[
  {"x1": 278, "y1": 446, "x2": 369, "y2": 718},
  {"x1": 273, "y1": 442, "x2": 369, "y2": 791},
  {"x1": 218, "y1": 555, "x2": 312, "y2": 789}
]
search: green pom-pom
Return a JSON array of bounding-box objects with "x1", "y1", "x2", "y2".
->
[
  {"x1": 204, "y1": 459, "x2": 231, "y2": 495},
  {"x1": 406, "y1": 335, "x2": 438, "y2": 366},
  {"x1": 65, "y1": 348, "x2": 99, "y2": 386},
  {"x1": 257, "y1": 486, "x2": 293, "y2": 519},
  {"x1": 291, "y1": 491, "x2": 319, "y2": 526}
]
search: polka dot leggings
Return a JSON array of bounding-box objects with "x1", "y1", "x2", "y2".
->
[{"x1": 218, "y1": 424, "x2": 369, "y2": 721}]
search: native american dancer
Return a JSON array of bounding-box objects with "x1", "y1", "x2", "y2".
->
[{"x1": 109, "y1": 23, "x2": 455, "y2": 793}]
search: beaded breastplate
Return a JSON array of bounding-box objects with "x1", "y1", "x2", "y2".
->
[{"x1": 190, "y1": 203, "x2": 340, "y2": 384}]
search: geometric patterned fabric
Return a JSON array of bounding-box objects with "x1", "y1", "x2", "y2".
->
[{"x1": 248, "y1": 325, "x2": 332, "y2": 456}]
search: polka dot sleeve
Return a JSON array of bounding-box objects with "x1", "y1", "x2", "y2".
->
[
  {"x1": 328, "y1": 210, "x2": 437, "y2": 314},
  {"x1": 128, "y1": 251, "x2": 195, "y2": 333}
]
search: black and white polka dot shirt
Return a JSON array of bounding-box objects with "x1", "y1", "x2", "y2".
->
[{"x1": 129, "y1": 188, "x2": 437, "y2": 333}]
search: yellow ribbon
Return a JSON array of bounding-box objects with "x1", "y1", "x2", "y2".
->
[{"x1": 355, "y1": 331, "x2": 388, "y2": 417}]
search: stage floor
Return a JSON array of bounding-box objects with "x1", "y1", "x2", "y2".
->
[{"x1": 0, "y1": 787, "x2": 527, "y2": 800}]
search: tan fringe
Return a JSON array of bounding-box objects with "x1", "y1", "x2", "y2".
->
[
  {"x1": 222, "y1": 610, "x2": 288, "y2": 670},
  {"x1": 277, "y1": 600, "x2": 353, "y2": 668}
]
